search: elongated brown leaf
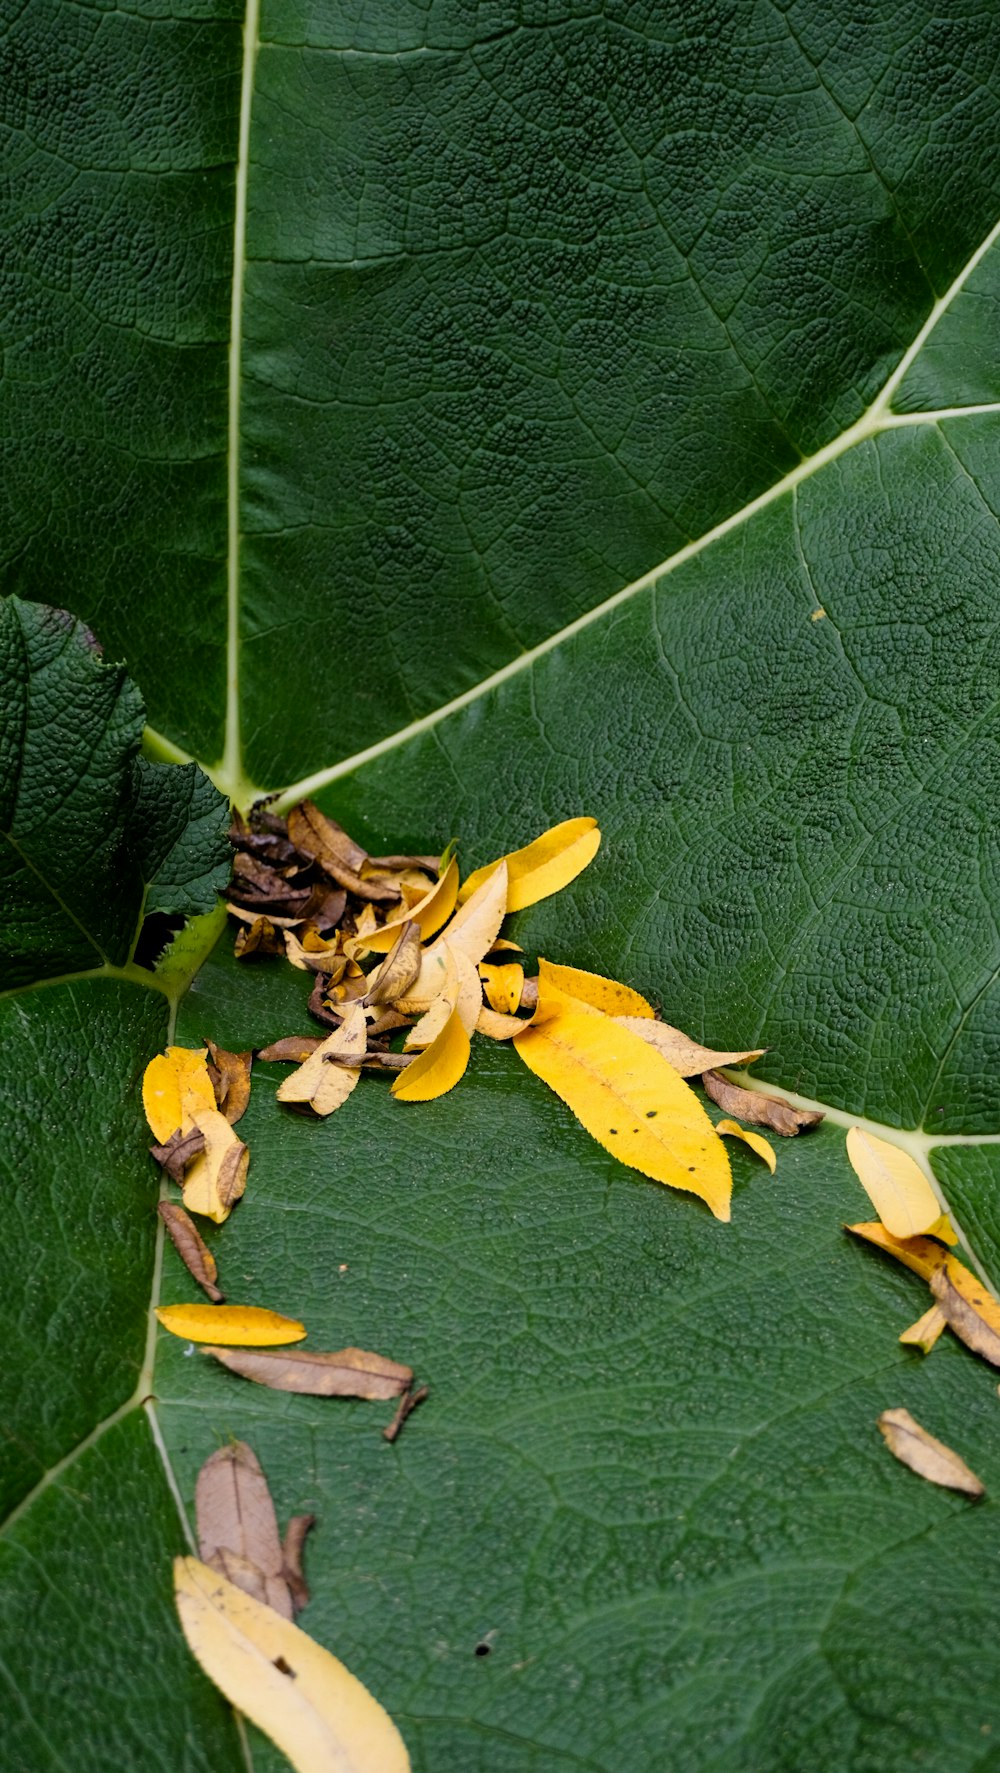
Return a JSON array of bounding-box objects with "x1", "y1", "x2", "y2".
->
[
  {"x1": 702, "y1": 1071, "x2": 823, "y2": 1135},
  {"x1": 204, "y1": 1040, "x2": 252, "y2": 1125},
  {"x1": 235, "y1": 915, "x2": 285, "y2": 959},
  {"x1": 150, "y1": 1126, "x2": 206, "y2": 1183},
  {"x1": 286, "y1": 799, "x2": 367, "y2": 873},
  {"x1": 196, "y1": 1442, "x2": 294, "y2": 1619},
  {"x1": 383, "y1": 1385, "x2": 429, "y2": 1445},
  {"x1": 877, "y1": 1408, "x2": 984, "y2": 1498},
  {"x1": 281, "y1": 1515, "x2": 316, "y2": 1614},
  {"x1": 203, "y1": 1344, "x2": 413, "y2": 1399},
  {"x1": 930, "y1": 1266, "x2": 1000, "y2": 1367},
  {"x1": 158, "y1": 1202, "x2": 223, "y2": 1302},
  {"x1": 257, "y1": 1036, "x2": 323, "y2": 1063}
]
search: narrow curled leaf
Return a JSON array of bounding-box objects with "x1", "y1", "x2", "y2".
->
[
  {"x1": 182, "y1": 1108, "x2": 249, "y2": 1224},
  {"x1": 257, "y1": 1036, "x2": 323, "y2": 1063},
  {"x1": 877, "y1": 1408, "x2": 984, "y2": 1498},
  {"x1": 383, "y1": 1385, "x2": 429, "y2": 1444},
  {"x1": 276, "y1": 1003, "x2": 366, "y2": 1117},
  {"x1": 391, "y1": 1004, "x2": 470, "y2": 1103},
  {"x1": 150, "y1": 1126, "x2": 206, "y2": 1183},
  {"x1": 360, "y1": 857, "x2": 459, "y2": 953},
  {"x1": 899, "y1": 1304, "x2": 948, "y2": 1353},
  {"x1": 930, "y1": 1264, "x2": 1000, "y2": 1367},
  {"x1": 174, "y1": 1558, "x2": 411, "y2": 1773},
  {"x1": 404, "y1": 945, "x2": 480, "y2": 1048},
  {"x1": 196, "y1": 1441, "x2": 293, "y2": 1619},
  {"x1": 204, "y1": 1344, "x2": 413, "y2": 1399},
  {"x1": 158, "y1": 1202, "x2": 223, "y2": 1301},
  {"x1": 845, "y1": 1221, "x2": 951, "y2": 1281},
  {"x1": 702, "y1": 1070, "x2": 823, "y2": 1136},
  {"x1": 204, "y1": 1040, "x2": 252, "y2": 1124},
  {"x1": 616, "y1": 1018, "x2": 765, "y2": 1077},
  {"x1": 142, "y1": 1046, "x2": 216, "y2": 1142},
  {"x1": 286, "y1": 799, "x2": 367, "y2": 872},
  {"x1": 535, "y1": 958, "x2": 654, "y2": 1020},
  {"x1": 457, "y1": 816, "x2": 600, "y2": 911},
  {"x1": 715, "y1": 1119, "x2": 776, "y2": 1173},
  {"x1": 514, "y1": 1004, "x2": 731, "y2": 1220},
  {"x1": 480, "y1": 961, "x2": 524, "y2": 1015},
  {"x1": 157, "y1": 1304, "x2": 306, "y2": 1346},
  {"x1": 845, "y1": 1126, "x2": 950, "y2": 1240},
  {"x1": 425, "y1": 858, "x2": 508, "y2": 971},
  {"x1": 281, "y1": 1515, "x2": 315, "y2": 1614},
  {"x1": 362, "y1": 920, "x2": 422, "y2": 1004},
  {"x1": 476, "y1": 1005, "x2": 525, "y2": 1040}
]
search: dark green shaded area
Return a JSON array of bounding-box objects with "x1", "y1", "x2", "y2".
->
[
  {"x1": 0, "y1": 0, "x2": 241, "y2": 759},
  {"x1": 327, "y1": 421, "x2": 1000, "y2": 1132},
  {"x1": 0, "y1": 1412, "x2": 242, "y2": 1773},
  {"x1": 895, "y1": 238, "x2": 1000, "y2": 412},
  {"x1": 932, "y1": 1146, "x2": 1000, "y2": 1291},
  {"x1": 161, "y1": 937, "x2": 1000, "y2": 1773}
]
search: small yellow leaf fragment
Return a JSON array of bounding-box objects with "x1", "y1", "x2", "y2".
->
[
  {"x1": 480, "y1": 961, "x2": 525, "y2": 1015},
  {"x1": 844, "y1": 1221, "x2": 950, "y2": 1281},
  {"x1": 715, "y1": 1119, "x2": 776, "y2": 1173},
  {"x1": 156, "y1": 1304, "x2": 306, "y2": 1346},
  {"x1": 142, "y1": 1047, "x2": 216, "y2": 1142},
  {"x1": 514, "y1": 1006, "x2": 731, "y2": 1219},
  {"x1": 361, "y1": 858, "x2": 460, "y2": 953},
  {"x1": 616, "y1": 1019, "x2": 765, "y2": 1077},
  {"x1": 899, "y1": 1304, "x2": 948, "y2": 1354},
  {"x1": 877, "y1": 1408, "x2": 984, "y2": 1498},
  {"x1": 391, "y1": 1007, "x2": 470, "y2": 1103},
  {"x1": 182, "y1": 1109, "x2": 249, "y2": 1225},
  {"x1": 476, "y1": 1005, "x2": 524, "y2": 1040},
  {"x1": 174, "y1": 1558, "x2": 411, "y2": 1773},
  {"x1": 845, "y1": 1127, "x2": 945, "y2": 1240},
  {"x1": 536, "y1": 958, "x2": 654, "y2": 1020},
  {"x1": 458, "y1": 817, "x2": 600, "y2": 912}
]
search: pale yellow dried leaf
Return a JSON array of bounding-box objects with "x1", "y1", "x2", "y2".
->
[
  {"x1": 391, "y1": 1007, "x2": 470, "y2": 1103},
  {"x1": 476, "y1": 1006, "x2": 524, "y2": 1040},
  {"x1": 899, "y1": 1304, "x2": 948, "y2": 1353},
  {"x1": 360, "y1": 858, "x2": 459, "y2": 954},
  {"x1": 142, "y1": 1047, "x2": 216, "y2": 1142},
  {"x1": 845, "y1": 1126, "x2": 946, "y2": 1240},
  {"x1": 514, "y1": 1006, "x2": 731, "y2": 1219},
  {"x1": 430, "y1": 858, "x2": 508, "y2": 967},
  {"x1": 457, "y1": 817, "x2": 600, "y2": 911},
  {"x1": 156, "y1": 1304, "x2": 306, "y2": 1346},
  {"x1": 405, "y1": 947, "x2": 480, "y2": 1049},
  {"x1": 615, "y1": 1018, "x2": 765, "y2": 1077},
  {"x1": 877, "y1": 1408, "x2": 984, "y2": 1497},
  {"x1": 182, "y1": 1109, "x2": 249, "y2": 1225},
  {"x1": 343, "y1": 903, "x2": 380, "y2": 960},
  {"x1": 276, "y1": 1005, "x2": 366, "y2": 1117},
  {"x1": 535, "y1": 958, "x2": 654, "y2": 1021},
  {"x1": 480, "y1": 962, "x2": 524, "y2": 1014},
  {"x1": 716, "y1": 1118, "x2": 776, "y2": 1173},
  {"x1": 362, "y1": 922, "x2": 421, "y2": 1006},
  {"x1": 174, "y1": 1558, "x2": 411, "y2": 1773},
  {"x1": 845, "y1": 1221, "x2": 950, "y2": 1281}
]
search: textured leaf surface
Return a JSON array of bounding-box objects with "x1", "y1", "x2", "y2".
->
[{"x1": 6, "y1": 4, "x2": 1000, "y2": 1770}]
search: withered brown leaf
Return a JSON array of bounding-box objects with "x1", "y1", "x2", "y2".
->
[
  {"x1": 383, "y1": 1384, "x2": 429, "y2": 1445},
  {"x1": 281, "y1": 1514, "x2": 316, "y2": 1614},
  {"x1": 287, "y1": 801, "x2": 399, "y2": 903},
  {"x1": 150, "y1": 1126, "x2": 206, "y2": 1183},
  {"x1": 196, "y1": 1441, "x2": 295, "y2": 1618},
  {"x1": 203, "y1": 1344, "x2": 413, "y2": 1399},
  {"x1": 877, "y1": 1407, "x2": 984, "y2": 1498},
  {"x1": 702, "y1": 1070, "x2": 824, "y2": 1136},
  {"x1": 157, "y1": 1201, "x2": 224, "y2": 1301},
  {"x1": 368, "y1": 853, "x2": 442, "y2": 872},
  {"x1": 234, "y1": 916, "x2": 285, "y2": 960},
  {"x1": 204, "y1": 1040, "x2": 252, "y2": 1125},
  {"x1": 930, "y1": 1266, "x2": 1000, "y2": 1367},
  {"x1": 257, "y1": 1036, "x2": 324, "y2": 1063}
]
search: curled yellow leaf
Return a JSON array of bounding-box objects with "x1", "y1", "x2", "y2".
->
[
  {"x1": 715, "y1": 1118, "x2": 776, "y2": 1173},
  {"x1": 143, "y1": 1047, "x2": 216, "y2": 1142},
  {"x1": 399, "y1": 862, "x2": 510, "y2": 1011},
  {"x1": 534, "y1": 958, "x2": 654, "y2": 1021},
  {"x1": 391, "y1": 1007, "x2": 470, "y2": 1103},
  {"x1": 182, "y1": 1109, "x2": 249, "y2": 1225},
  {"x1": 480, "y1": 961, "x2": 524, "y2": 1015},
  {"x1": 845, "y1": 1127, "x2": 949, "y2": 1240},
  {"x1": 844, "y1": 1221, "x2": 950, "y2": 1281},
  {"x1": 404, "y1": 946, "x2": 480, "y2": 1049},
  {"x1": 458, "y1": 817, "x2": 600, "y2": 911},
  {"x1": 361, "y1": 858, "x2": 459, "y2": 954},
  {"x1": 899, "y1": 1304, "x2": 948, "y2": 1353},
  {"x1": 156, "y1": 1304, "x2": 306, "y2": 1346},
  {"x1": 514, "y1": 1005, "x2": 731, "y2": 1220},
  {"x1": 174, "y1": 1559, "x2": 411, "y2": 1773}
]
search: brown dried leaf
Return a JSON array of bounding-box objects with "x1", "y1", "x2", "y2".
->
[
  {"x1": 877, "y1": 1407, "x2": 984, "y2": 1497},
  {"x1": 150, "y1": 1126, "x2": 206, "y2": 1183},
  {"x1": 227, "y1": 902, "x2": 305, "y2": 931},
  {"x1": 229, "y1": 810, "x2": 307, "y2": 869},
  {"x1": 367, "y1": 1009, "x2": 412, "y2": 1039},
  {"x1": 303, "y1": 885, "x2": 348, "y2": 931},
  {"x1": 158, "y1": 1202, "x2": 224, "y2": 1301},
  {"x1": 308, "y1": 971, "x2": 344, "y2": 1028},
  {"x1": 363, "y1": 921, "x2": 422, "y2": 1006},
  {"x1": 283, "y1": 930, "x2": 346, "y2": 976},
  {"x1": 368, "y1": 853, "x2": 442, "y2": 872},
  {"x1": 257, "y1": 1037, "x2": 324, "y2": 1063},
  {"x1": 196, "y1": 1442, "x2": 294, "y2": 1619},
  {"x1": 203, "y1": 1344, "x2": 413, "y2": 1399},
  {"x1": 281, "y1": 1514, "x2": 316, "y2": 1614},
  {"x1": 204, "y1": 1040, "x2": 252, "y2": 1125},
  {"x1": 930, "y1": 1265, "x2": 1000, "y2": 1367},
  {"x1": 702, "y1": 1070, "x2": 823, "y2": 1136},
  {"x1": 234, "y1": 916, "x2": 285, "y2": 959},
  {"x1": 286, "y1": 800, "x2": 368, "y2": 873},
  {"x1": 383, "y1": 1385, "x2": 429, "y2": 1444}
]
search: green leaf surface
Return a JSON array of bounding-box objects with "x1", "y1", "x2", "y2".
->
[{"x1": 5, "y1": 4, "x2": 1000, "y2": 1769}]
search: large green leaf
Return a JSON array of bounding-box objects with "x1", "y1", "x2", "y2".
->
[{"x1": 4, "y1": 4, "x2": 1000, "y2": 1769}]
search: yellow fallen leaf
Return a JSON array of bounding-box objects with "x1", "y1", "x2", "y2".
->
[
  {"x1": 844, "y1": 1221, "x2": 950, "y2": 1281},
  {"x1": 480, "y1": 961, "x2": 524, "y2": 1015},
  {"x1": 845, "y1": 1126, "x2": 951, "y2": 1240},
  {"x1": 399, "y1": 862, "x2": 510, "y2": 1011},
  {"x1": 534, "y1": 958, "x2": 654, "y2": 1021},
  {"x1": 476, "y1": 1006, "x2": 524, "y2": 1040},
  {"x1": 877, "y1": 1408, "x2": 984, "y2": 1498},
  {"x1": 715, "y1": 1118, "x2": 776, "y2": 1173},
  {"x1": 182, "y1": 1109, "x2": 249, "y2": 1225},
  {"x1": 143, "y1": 1046, "x2": 216, "y2": 1142},
  {"x1": 615, "y1": 1018, "x2": 765, "y2": 1077},
  {"x1": 514, "y1": 1005, "x2": 731, "y2": 1219},
  {"x1": 276, "y1": 1005, "x2": 367, "y2": 1117},
  {"x1": 404, "y1": 946, "x2": 480, "y2": 1048},
  {"x1": 899, "y1": 1304, "x2": 948, "y2": 1353},
  {"x1": 157, "y1": 1304, "x2": 306, "y2": 1346},
  {"x1": 458, "y1": 816, "x2": 600, "y2": 911},
  {"x1": 391, "y1": 1006, "x2": 470, "y2": 1103},
  {"x1": 174, "y1": 1558, "x2": 411, "y2": 1773},
  {"x1": 360, "y1": 857, "x2": 459, "y2": 954}
]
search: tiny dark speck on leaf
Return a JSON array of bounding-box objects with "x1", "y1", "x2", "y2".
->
[
  {"x1": 474, "y1": 1643, "x2": 491, "y2": 1658},
  {"x1": 647, "y1": 1110, "x2": 657, "y2": 1118},
  {"x1": 273, "y1": 1656, "x2": 296, "y2": 1677},
  {"x1": 609, "y1": 1128, "x2": 617, "y2": 1135}
]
